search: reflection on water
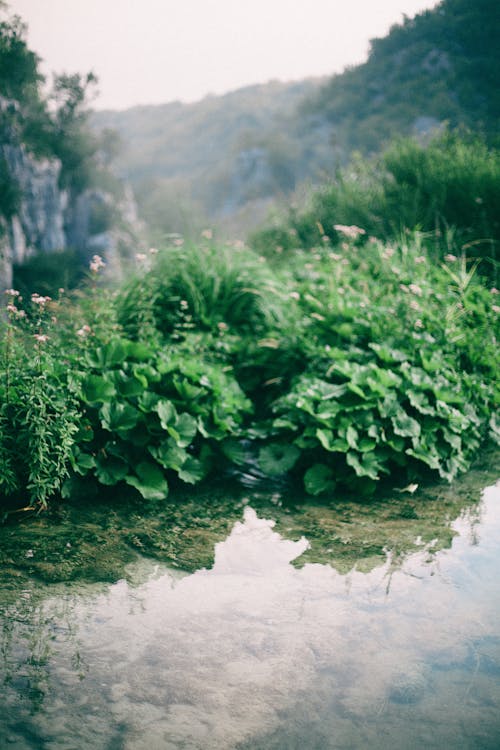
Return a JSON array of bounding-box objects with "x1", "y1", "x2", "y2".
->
[{"x1": 1, "y1": 484, "x2": 500, "y2": 749}]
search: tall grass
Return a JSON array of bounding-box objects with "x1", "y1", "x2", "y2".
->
[{"x1": 250, "y1": 131, "x2": 499, "y2": 278}]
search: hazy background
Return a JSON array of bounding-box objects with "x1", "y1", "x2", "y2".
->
[{"x1": 9, "y1": 0, "x2": 439, "y2": 110}]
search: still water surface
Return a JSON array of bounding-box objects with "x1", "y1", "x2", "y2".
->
[{"x1": 1, "y1": 482, "x2": 500, "y2": 749}]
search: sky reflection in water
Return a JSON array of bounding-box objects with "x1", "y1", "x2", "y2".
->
[{"x1": 1, "y1": 483, "x2": 500, "y2": 749}]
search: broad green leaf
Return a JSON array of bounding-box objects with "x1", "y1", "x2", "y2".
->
[
  {"x1": 405, "y1": 446, "x2": 441, "y2": 471},
  {"x1": 258, "y1": 443, "x2": 300, "y2": 476},
  {"x1": 378, "y1": 392, "x2": 399, "y2": 418},
  {"x1": 304, "y1": 463, "x2": 336, "y2": 496},
  {"x1": 489, "y1": 412, "x2": 500, "y2": 446},
  {"x1": 113, "y1": 370, "x2": 145, "y2": 397},
  {"x1": 174, "y1": 413, "x2": 198, "y2": 447},
  {"x1": 132, "y1": 364, "x2": 160, "y2": 386},
  {"x1": 155, "y1": 400, "x2": 177, "y2": 429},
  {"x1": 95, "y1": 455, "x2": 129, "y2": 485},
  {"x1": 346, "y1": 425, "x2": 359, "y2": 450},
  {"x1": 138, "y1": 391, "x2": 161, "y2": 413},
  {"x1": 126, "y1": 341, "x2": 153, "y2": 361},
  {"x1": 178, "y1": 456, "x2": 206, "y2": 484},
  {"x1": 173, "y1": 376, "x2": 204, "y2": 401},
  {"x1": 125, "y1": 461, "x2": 168, "y2": 500},
  {"x1": 392, "y1": 412, "x2": 421, "y2": 438},
  {"x1": 346, "y1": 451, "x2": 383, "y2": 481},
  {"x1": 407, "y1": 390, "x2": 435, "y2": 415},
  {"x1": 149, "y1": 438, "x2": 188, "y2": 471},
  {"x1": 85, "y1": 338, "x2": 129, "y2": 369},
  {"x1": 81, "y1": 374, "x2": 116, "y2": 404},
  {"x1": 72, "y1": 449, "x2": 96, "y2": 475},
  {"x1": 317, "y1": 428, "x2": 349, "y2": 452},
  {"x1": 369, "y1": 343, "x2": 408, "y2": 363},
  {"x1": 100, "y1": 402, "x2": 139, "y2": 436}
]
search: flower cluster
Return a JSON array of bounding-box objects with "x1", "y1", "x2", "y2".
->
[
  {"x1": 31, "y1": 293, "x2": 51, "y2": 306},
  {"x1": 90, "y1": 254, "x2": 106, "y2": 273},
  {"x1": 334, "y1": 224, "x2": 366, "y2": 240}
]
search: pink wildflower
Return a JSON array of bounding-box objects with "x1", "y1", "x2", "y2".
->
[
  {"x1": 89, "y1": 254, "x2": 105, "y2": 273},
  {"x1": 77, "y1": 324, "x2": 92, "y2": 337},
  {"x1": 31, "y1": 293, "x2": 51, "y2": 306},
  {"x1": 334, "y1": 224, "x2": 366, "y2": 239}
]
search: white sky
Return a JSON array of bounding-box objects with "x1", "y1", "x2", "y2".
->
[{"x1": 7, "y1": 0, "x2": 439, "y2": 111}]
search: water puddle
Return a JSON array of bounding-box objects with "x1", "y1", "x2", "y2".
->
[{"x1": 1, "y1": 473, "x2": 500, "y2": 748}]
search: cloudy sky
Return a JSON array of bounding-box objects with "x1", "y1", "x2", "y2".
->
[{"x1": 8, "y1": 0, "x2": 439, "y2": 111}]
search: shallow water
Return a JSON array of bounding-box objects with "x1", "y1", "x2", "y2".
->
[{"x1": 1, "y1": 480, "x2": 500, "y2": 749}]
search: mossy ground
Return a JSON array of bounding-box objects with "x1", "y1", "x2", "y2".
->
[{"x1": 0, "y1": 448, "x2": 497, "y2": 587}]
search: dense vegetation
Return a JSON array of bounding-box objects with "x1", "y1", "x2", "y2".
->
[
  {"x1": 251, "y1": 131, "x2": 500, "y2": 276},
  {"x1": 0, "y1": 1, "x2": 498, "y2": 513},
  {"x1": 1, "y1": 218, "x2": 498, "y2": 509}
]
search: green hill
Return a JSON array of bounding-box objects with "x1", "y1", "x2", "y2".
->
[{"x1": 91, "y1": 0, "x2": 500, "y2": 240}]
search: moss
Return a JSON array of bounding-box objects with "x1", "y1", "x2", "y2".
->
[{"x1": 0, "y1": 449, "x2": 498, "y2": 586}]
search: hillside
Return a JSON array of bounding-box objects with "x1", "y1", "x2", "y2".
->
[{"x1": 92, "y1": 0, "x2": 500, "y2": 240}]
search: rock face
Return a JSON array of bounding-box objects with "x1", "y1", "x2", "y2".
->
[
  {"x1": 0, "y1": 100, "x2": 141, "y2": 292},
  {"x1": 2, "y1": 143, "x2": 66, "y2": 261}
]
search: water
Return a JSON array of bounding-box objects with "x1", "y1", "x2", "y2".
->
[{"x1": 1, "y1": 480, "x2": 500, "y2": 749}]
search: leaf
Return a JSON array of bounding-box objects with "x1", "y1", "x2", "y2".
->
[
  {"x1": 138, "y1": 391, "x2": 161, "y2": 413},
  {"x1": 346, "y1": 451, "x2": 384, "y2": 480},
  {"x1": 95, "y1": 455, "x2": 129, "y2": 485},
  {"x1": 316, "y1": 428, "x2": 349, "y2": 452},
  {"x1": 85, "y1": 338, "x2": 129, "y2": 369},
  {"x1": 178, "y1": 456, "x2": 206, "y2": 484},
  {"x1": 126, "y1": 341, "x2": 153, "y2": 361},
  {"x1": 489, "y1": 412, "x2": 500, "y2": 446},
  {"x1": 113, "y1": 370, "x2": 145, "y2": 397},
  {"x1": 125, "y1": 461, "x2": 168, "y2": 500},
  {"x1": 173, "y1": 376, "x2": 204, "y2": 401},
  {"x1": 100, "y1": 402, "x2": 139, "y2": 436},
  {"x1": 407, "y1": 390, "x2": 436, "y2": 415},
  {"x1": 71, "y1": 449, "x2": 96, "y2": 475},
  {"x1": 391, "y1": 412, "x2": 421, "y2": 438},
  {"x1": 304, "y1": 463, "x2": 336, "y2": 496},
  {"x1": 174, "y1": 412, "x2": 198, "y2": 447},
  {"x1": 346, "y1": 424, "x2": 359, "y2": 450},
  {"x1": 81, "y1": 374, "x2": 116, "y2": 404},
  {"x1": 149, "y1": 439, "x2": 188, "y2": 471},
  {"x1": 155, "y1": 400, "x2": 177, "y2": 429},
  {"x1": 258, "y1": 443, "x2": 300, "y2": 476}
]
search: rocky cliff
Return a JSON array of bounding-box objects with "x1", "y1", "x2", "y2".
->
[{"x1": 0, "y1": 99, "x2": 141, "y2": 292}]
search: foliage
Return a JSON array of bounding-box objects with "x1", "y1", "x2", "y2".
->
[
  {"x1": 67, "y1": 333, "x2": 252, "y2": 501},
  {"x1": 1, "y1": 230, "x2": 498, "y2": 509},
  {"x1": 116, "y1": 241, "x2": 284, "y2": 338},
  {"x1": 0, "y1": 293, "x2": 79, "y2": 508},
  {"x1": 250, "y1": 132, "x2": 500, "y2": 274}
]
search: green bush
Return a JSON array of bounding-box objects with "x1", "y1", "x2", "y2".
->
[
  {"x1": 250, "y1": 132, "x2": 500, "y2": 275},
  {"x1": 1, "y1": 234, "x2": 498, "y2": 508}
]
